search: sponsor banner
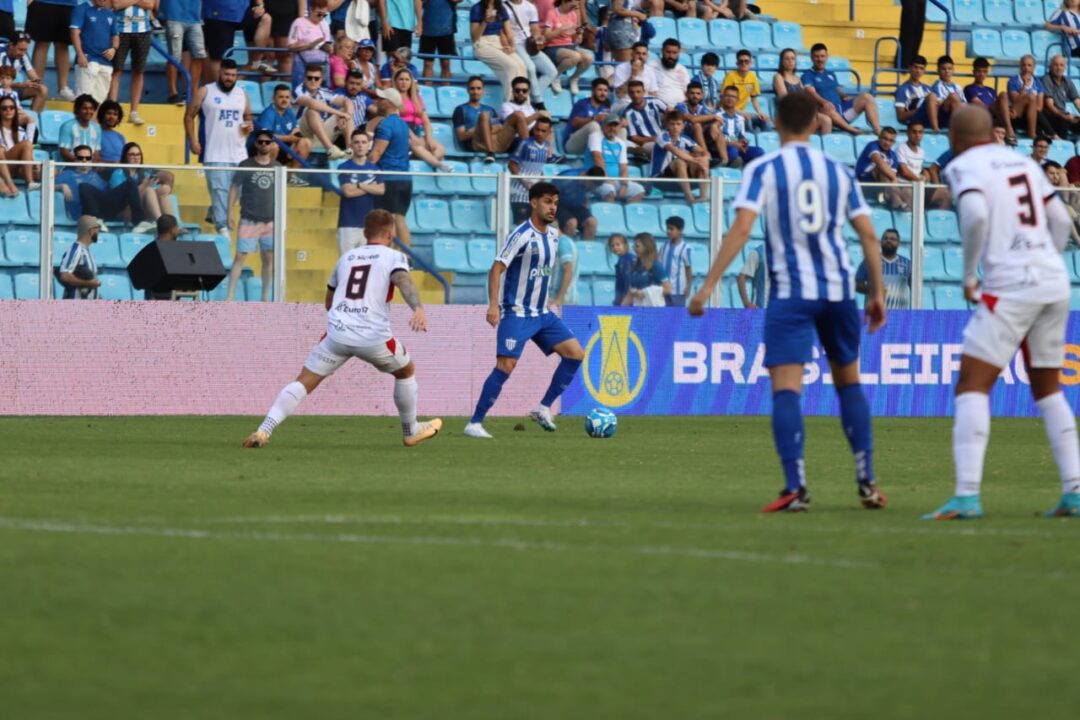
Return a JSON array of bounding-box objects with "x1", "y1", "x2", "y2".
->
[{"x1": 563, "y1": 308, "x2": 1080, "y2": 417}]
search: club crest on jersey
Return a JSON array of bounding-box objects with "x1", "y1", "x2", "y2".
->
[{"x1": 504, "y1": 338, "x2": 518, "y2": 352}]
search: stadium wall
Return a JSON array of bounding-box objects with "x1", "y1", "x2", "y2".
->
[{"x1": 0, "y1": 301, "x2": 559, "y2": 416}]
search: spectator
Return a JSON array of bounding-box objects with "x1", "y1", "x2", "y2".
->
[
  {"x1": 854, "y1": 126, "x2": 906, "y2": 210},
  {"x1": 1032, "y1": 135, "x2": 1052, "y2": 167},
  {"x1": 894, "y1": 54, "x2": 933, "y2": 131},
  {"x1": 225, "y1": 129, "x2": 276, "y2": 301},
  {"x1": 717, "y1": 85, "x2": 764, "y2": 168},
  {"x1": 623, "y1": 231, "x2": 670, "y2": 306},
  {"x1": 1007, "y1": 55, "x2": 1054, "y2": 141},
  {"x1": 57, "y1": 215, "x2": 103, "y2": 300},
  {"x1": 926, "y1": 146, "x2": 954, "y2": 209},
  {"x1": 501, "y1": 76, "x2": 551, "y2": 130},
  {"x1": 336, "y1": 129, "x2": 385, "y2": 254},
  {"x1": 0, "y1": 67, "x2": 38, "y2": 143},
  {"x1": 0, "y1": 0, "x2": 11, "y2": 40},
  {"x1": 109, "y1": 142, "x2": 175, "y2": 233},
  {"x1": 421, "y1": 0, "x2": 460, "y2": 82},
  {"x1": 693, "y1": 51, "x2": 722, "y2": 109},
  {"x1": 772, "y1": 48, "x2": 836, "y2": 133},
  {"x1": 1043, "y1": 55, "x2": 1080, "y2": 138},
  {"x1": 255, "y1": 83, "x2": 313, "y2": 165},
  {"x1": 677, "y1": 81, "x2": 723, "y2": 162},
  {"x1": 622, "y1": 78, "x2": 666, "y2": 161},
  {"x1": 453, "y1": 75, "x2": 530, "y2": 162},
  {"x1": 608, "y1": 232, "x2": 634, "y2": 306},
  {"x1": 649, "y1": 38, "x2": 689, "y2": 108},
  {"x1": 367, "y1": 89, "x2": 414, "y2": 246},
  {"x1": 964, "y1": 56, "x2": 1017, "y2": 144},
  {"x1": 108, "y1": 0, "x2": 154, "y2": 126},
  {"x1": 856, "y1": 228, "x2": 911, "y2": 309},
  {"x1": 185, "y1": 59, "x2": 253, "y2": 237},
  {"x1": 329, "y1": 35, "x2": 357, "y2": 89},
  {"x1": 612, "y1": 41, "x2": 658, "y2": 101},
  {"x1": 1046, "y1": 1, "x2": 1080, "y2": 60},
  {"x1": 335, "y1": 69, "x2": 374, "y2": 140},
  {"x1": 587, "y1": 116, "x2": 645, "y2": 203},
  {"x1": 70, "y1": 0, "x2": 117, "y2": 105},
  {"x1": 241, "y1": 1, "x2": 276, "y2": 74},
  {"x1": 30, "y1": 0, "x2": 77, "y2": 102},
  {"x1": 550, "y1": 230, "x2": 578, "y2": 306},
  {"x1": 802, "y1": 42, "x2": 881, "y2": 135},
  {"x1": 658, "y1": 216, "x2": 691, "y2": 306},
  {"x1": 506, "y1": 0, "x2": 559, "y2": 105},
  {"x1": 59, "y1": 94, "x2": 103, "y2": 163},
  {"x1": 607, "y1": 0, "x2": 650, "y2": 65},
  {"x1": 97, "y1": 100, "x2": 127, "y2": 163},
  {"x1": 1044, "y1": 159, "x2": 1080, "y2": 244},
  {"x1": 393, "y1": 68, "x2": 452, "y2": 171},
  {"x1": 155, "y1": 213, "x2": 188, "y2": 241},
  {"x1": 380, "y1": 0, "x2": 423, "y2": 53},
  {"x1": 0, "y1": 33, "x2": 48, "y2": 113},
  {"x1": 353, "y1": 39, "x2": 379, "y2": 92},
  {"x1": 161, "y1": 0, "x2": 206, "y2": 106},
  {"x1": 563, "y1": 77, "x2": 612, "y2": 155},
  {"x1": 202, "y1": 0, "x2": 249, "y2": 80},
  {"x1": 470, "y1": 0, "x2": 528, "y2": 101},
  {"x1": 928, "y1": 54, "x2": 965, "y2": 131},
  {"x1": 55, "y1": 145, "x2": 106, "y2": 221},
  {"x1": 378, "y1": 46, "x2": 420, "y2": 87},
  {"x1": 328, "y1": 0, "x2": 354, "y2": 37},
  {"x1": 895, "y1": 120, "x2": 929, "y2": 182},
  {"x1": 288, "y1": 1, "x2": 333, "y2": 87},
  {"x1": 737, "y1": 242, "x2": 767, "y2": 308},
  {"x1": 897, "y1": 0, "x2": 926, "y2": 69},
  {"x1": 651, "y1": 109, "x2": 708, "y2": 205},
  {"x1": 294, "y1": 63, "x2": 351, "y2": 160},
  {"x1": 721, "y1": 49, "x2": 769, "y2": 131},
  {"x1": 553, "y1": 165, "x2": 603, "y2": 238},
  {"x1": 508, "y1": 115, "x2": 556, "y2": 223},
  {"x1": 0, "y1": 97, "x2": 35, "y2": 195},
  {"x1": 542, "y1": 0, "x2": 593, "y2": 96},
  {"x1": 266, "y1": 0, "x2": 301, "y2": 76}
]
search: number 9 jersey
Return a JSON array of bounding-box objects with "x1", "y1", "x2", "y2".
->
[
  {"x1": 733, "y1": 142, "x2": 868, "y2": 302},
  {"x1": 325, "y1": 244, "x2": 411, "y2": 346}
]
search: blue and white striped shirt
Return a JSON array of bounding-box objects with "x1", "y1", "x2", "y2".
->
[
  {"x1": 659, "y1": 240, "x2": 692, "y2": 295},
  {"x1": 622, "y1": 97, "x2": 667, "y2": 139},
  {"x1": 931, "y1": 79, "x2": 965, "y2": 103},
  {"x1": 650, "y1": 130, "x2": 697, "y2": 177},
  {"x1": 509, "y1": 138, "x2": 552, "y2": 203},
  {"x1": 497, "y1": 219, "x2": 561, "y2": 317},
  {"x1": 58, "y1": 241, "x2": 98, "y2": 300},
  {"x1": 1049, "y1": 8, "x2": 1080, "y2": 52},
  {"x1": 734, "y1": 142, "x2": 868, "y2": 302},
  {"x1": 115, "y1": 5, "x2": 152, "y2": 34},
  {"x1": 718, "y1": 110, "x2": 748, "y2": 141},
  {"x1": 335, "y1": 88, "x2": 371, "y2": 128}
]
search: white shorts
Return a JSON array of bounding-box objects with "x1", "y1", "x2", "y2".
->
[
  {"x1": 75, "y1": 62, "x2": 113, "y2": 105},
  {"x1": 337, "y1": 226, "x2": 366, "y2": 256},
  {"x1": 303, "y1": 335, "x2": 411, "y2": 376},
  {"x1": 596, "y1": 181, "x2": 645, "y2": 200},
  {"x1": 963, "y1": 296, "x2": 1069, "y2": 369}
]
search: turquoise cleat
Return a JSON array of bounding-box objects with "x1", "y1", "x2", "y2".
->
[
  {"x1": 922, "y1": 495, "x2": 983, "y2": 520},
  {"x1": 1045, "y1": 492, "x2": 1080, "y2": 518}
]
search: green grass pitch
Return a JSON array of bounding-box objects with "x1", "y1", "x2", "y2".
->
[{"x1": 1, "y1": 415, "x2": 1079, "y2": 718}]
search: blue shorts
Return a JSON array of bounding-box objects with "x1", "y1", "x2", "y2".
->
[
  {"x1": 833, "y1": 97, "x2": 857, "y2": 122},
  {"x1": 902, "y1": 101, "x2": 931, "y2": 127},
  {"x1": 496, "y1": 312, "x2": 575, "y2": 360},
  {"x1": 764, "y1": 298, "x2": 861, "y2": 368},
  {"x1": 238, "y1": 219, "x2": 273, "y2": 253}
]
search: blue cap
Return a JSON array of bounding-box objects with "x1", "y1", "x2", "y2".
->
[{"x1": 358, "y1": 39, "x2": 375, "y2": 49}]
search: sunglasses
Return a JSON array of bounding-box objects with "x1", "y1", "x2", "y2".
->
[
  {"x1": 256, "y1": 139, "x2": 273, "y2": 145},
  {"x1": 513, "y1": 88, "x2": 529, "y2": 93},
  {"x1": 75, "y1": 155, "x2": 92, "y2": 161},
  {"x1": 314, "y1": 10, "x2": 327, "y2": 16},
  {"x1": 306, "y1": 75, "x2": 322, "y2": 81},
  {"x1": 0, "y1": 106, "x2": 15, "y2": 111}
]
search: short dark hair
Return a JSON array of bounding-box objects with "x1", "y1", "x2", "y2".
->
[
  {"x1": 1035, "y1": 135, "x2": 1052, "y2": 146},
  {"x1": 628, "y1": 79, "x2": 644, "y2": 90},
  {"x1": 810, "y1": 42, "x2": 828, "y2": 54},
  {"x1": 350, "y1": 128, "x2": 368, "y2": 139},
  {"x1": 632, "y1": 41, "x2": 648, "y2": 52},
  {"x1": 723, "y1": 85, "x2": 740, "y2": 95},
  {"x1": 305, "y1": 63, "x2": 323, "y2": 75},
  {"x1": 511, "y1": 76, "x2": 530, "y2": 88},
  {"x1": 221, "y1": 58, "x2": 239, "y2": 71},
  {"x1": 662, "y1": 38, "x2": 681, "y2": 49},
  {"x1": 664, "y1": 109, "x2": 683, "y2": 124},
  {"x1": 937, "y1": 55, "x2": 954, "y2": 66},
  {"x1": 591, "y1": 77, "x2": 610, "y2": 90},
  {"x1": 530, "y1": 181, "x2": 559, "y2": 200},
  {"x1": 911, "y1": 54, "x2": 927, "y2": 67},
  {"x1": 97, "y1": 99, "x2": 123, "y2": 124},
  {"x1": 73, "y1": 144, "x2": 92, "y2": 156},
  {"x1": 582, "y1": 166, "x2": 606, "y2": 178},
  {"x1": 881, "y1": 228, "x2": 901, "y2": 239},
  {"x1": 907, "y1": 121, "x2": 925, "y2": 130},
  {"x1": 736, "y1": 49, "x2": 752, "y2": 60},
  {"x1": 973, "y1": 56, "x2": 991, "y2": 70},
  {"x1": 701, "y1": 51, "x2": 719, "y2": 67},
  {"x1": 686, "y1": 80, "x2": 703, "y2": 92},
  {"x1": 533, "y1": 115, "x2": 553, "y2": 128},
  {"x1": 467, "y1": 75, "x2": 485, "y2": 86},
  {"x1": 1045, "y1": 160, "x2": 1064, "y2": 171},
  {"x1": 74, "y1": 93, "x2": 98, "y2": 111},
  {"x1": 273, "y1": 83, "x2": 291, "y2": 94},
  {"x1": 666, "y1": 216, "x2": 685, "y2": 231},
  {"x1": 775, "y1": 90, "x2": 819, "y2": 134},
  {"x1": 880, "y1": 126, "x2": 898, "y2": 137}
]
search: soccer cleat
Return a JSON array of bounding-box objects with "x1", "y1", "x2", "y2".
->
[
  {"x1": 403, "y1": 418, "x2": 442, "y2": 447},
  {"x1": 857, "y1": 481, "x2": 888, "y2": 509},
  {"x1": 528, "y1": 405, "x2": 557, "y2": 432},
  {"x1": 242, "y1": 431, "x2": 269, "y2": 448},
  {"x1": 762, "y1": 487, "x2": 810, "y2": 513},
  {"x1": 1045, "y1": 492, "x2": 1080, "y2": 518},
  {"x1": 922, "y1": 495, "x2": 983, "y2": 520},
  {"x1": 463, "y1": 422, "x2": 493, "y2": 439}
]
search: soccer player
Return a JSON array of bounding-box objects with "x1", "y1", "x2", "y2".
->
[
  {"x1": 688, "y1": 90, "x2": 889, "y2": 513},
  {"x1": 464, "y1": 182, "x2": 586, "y2": 438},
  {"x1": 924, "y1": 105, "x2": 1080, "y2": 520},
  {"x1": 242, "y1": 209, "x2": 442, "y2": 449}
]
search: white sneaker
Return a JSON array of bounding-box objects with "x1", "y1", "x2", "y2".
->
[
  {"x1": 58, "y1": 87, "x2": 75, "y2": 102},
  {"x1": 550, "y1": 77, "x2": 563, "y2": 95},
  {"x1": 132, "y1": 220, "x2": 156, "y2": 234},
  {"x1": 569, "y1": 78, "x2": 580, "y2": 96},
  {"x1": 129, "y1": 110, "x2": 145, "y2": 126},
  {"x1": 216, "y1": 226, "x2": 230, "y2": 238},
  {"x1": 463, "y1": 422, "x2": 493, "y2": 439},
  {"x1": 437, "y1": 162, "x2": 455, "y2": 173},
  {"x1": 327, "y1": 146, "x2": 348, "y2": 160},
  {"x1": 26, "y1": 181, "x2": 41, "y2": 192},
  {"x1": 528, "y1": 404, "x2": 557, "y2": 432}
]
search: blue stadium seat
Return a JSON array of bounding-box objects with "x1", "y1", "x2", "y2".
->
[
  {"x1": 38, "y1": 110, "x2": 73, "y2": 146},
  {"x1": 676, "y1": 18, "x2": 710, "y2": 50},
  {"x1": 755, "y1": 131, "x2": 780, "y2": 155},
  {"x1": 624, "y1": 203, "x2": 663, "y2": 236},
  {"x1": 892, "y1": 210, "x2": 913, "y2": 236},
  {"x1": 926, "y1": 210, "x2": 960, "y2": 243},
  {"x1": 468, "y1": 160, "x2": 498, "y2": 193},
  {"x1": 713, "y1": 167, "x2": 741, "y2": 199},
  {"x1": 923, "y1": 247, "x2": 948, "y2": 280},
  {"x1": 870, "y1": 208, "x2": 893, "y2": 237},
  {"x1": 4, "y1": 229, "x2": 39, "y2": 266},
  {"x1": 692, "y1": 202, "x2": 712, "y2": 236},
  {"x1": 1031, "y1": 30, "x2": 1058, "y2": 62},
  {"x1": 1068, "y1": 252, "x2": 1080, "y2": 283},
  {"x1": 935, "y1": 284, "x2": 969, "y2": 309},
  {"x1": 688, "y1": 242, "x2": 710, "y2": 277},
  {"x1": 52, "y1": 231, "x2": 75, "y2": 263},
  {"x1": 1048, "y1": 139, "x2": 1074, "y2": 165},
  {"x1": 577, "y1": 241, "x2": 612, "y2": 276},
  {"x1": 92, "y1": 233, "x2": 123, "y2": 268},
  {"x1": 739, "y1": 20, "x2": 773, "y2": 51},
  {"x1": 413, "y1": 198, "x2": 453, "y2": 233},
  {"x1": 1016, "y1": 0, "x2": 1046, "y2": 25},
  {"x1": 921, "y1": 132, "x2": 950, "y2": 159},
  {"x1": 260, "y1": 82, "x2": 277, "y2": 112},
  {"x1": 1071, "y1": 285, "x2": 1080, "y2": 310},
  {"x1": 649, "y1": 17, "x2": 678, "y2": 44},
  {"x1": 927, "y1": 1, "x2": 949, "y2": 23},
  {"x1": 436, "y1": 85, "x2": 469, "y2": 118},
  {"x1": 0, "y1": 270, "x2": 12, "y2": 299},
  {"x1": 591, "y1": 279, "x2": 616, "y2": 306},
  {"x1": 984, "y1": 0, "x2": 1014, "y2": 24},
  {"x1": 435, "y1": 160, "x2": 473, "y2": 194},
  {"x1": 14, "y1": 272, "x2": 39, "y2": 298},
  {"x1": 970, "y1": 29, "x2": 1003, "y2": 58},
  {"x1": 708, "y1": 19, "x2": 740, "y2": 49},
  {"x1": 238, "y1": 81, "x2": 264, "y2": 114},
  {"x1": 853, "y1": 133, "x2": 875, "y2": 158},
  {"x1": 661, "y1": 203, "x2": 701, "y2": 238},
  {"x1": 943, "y1": 246, "x2": 964, "y2": 277},
  {"x1": 430, "y1": 123, "x2": 464, "y2": 157},
  {"x1": 432, "y1": 237, "x2": 471, "y2": 272},
  {"x1": 97, "y1": 272, "x2": 131, "y2": 300},
  {"x1": 1047, "y1": 0, "x2": 1063, "y2": 20},
  {"x1": 576, "y1": 281, "x2": 594, "y2": 305},
  {"x1": 193, "y1": 233, "x2": 233, "y2": 267},
  {"x1": 875, "y1": 98, "x2": 900, "y2": 128},
  {"x1": 846, "y1": 243, "x2": 864, "y2": 268},
  {"x1": 1001, "y1": 30, "x2": 1033, "y2": 60},
  {"x1": 245, "y1": 276, "x2": 264, "y2": 302},
  {"x1": 466, "y1": 238, "x2": 496, "y2": 270},
  {"x1": 409, "y1": 159, "x2": 439, "y2": 195},
  {"x1": 0, "y1": 193, "x2": 30, "y2": 225},
  {"x1": 451, "y1": 198, "x2": 490, "y2": 233},
  {"x1": 591, "y1": 202, "x2": 630, "y2": 235},
  {"x1": 772, "y1": 22, "x2": 806, "y2": 52},
  {"x1": 953, "y1": 0, "x2": 984, "y2": 24},
  {"x1": 821, "y1": 133, "x2": 856, "y2": 164},
  {"x1": 418, "y1": 85, "x2": 439, "y2": 118},
  {"x1": 542, "y1": 88, "x2": 572, "y2": 118}
]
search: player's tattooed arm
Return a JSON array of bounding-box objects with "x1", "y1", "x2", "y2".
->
[{"x1": 391, "y1": 269, "x2": 422, "y2": 310}]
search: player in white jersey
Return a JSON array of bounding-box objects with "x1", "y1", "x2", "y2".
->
[
  {"x1": 464, "y1": 182, "x2": 585, "y2": 438},
  {"x1": 925, "y1": 106, "x2": 1080, "y2": 520},
  {"x1": 689, "y1": 90, "x2": 889, "y2": 513},
  {"x1": 243, "y1": 210, "x2": 442, "y2": 448}
]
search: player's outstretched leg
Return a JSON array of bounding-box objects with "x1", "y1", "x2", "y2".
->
[
  {"x1": 244, "y1": 380, "x2": 310, "y2": 448},
  {"x1": 530, "y1": 337, "x2": 584, "y2": 432},
  {"x1": 395, "y1": 375, "x2": 442, "y2": 447},
  {"x1": 763, "y1": 388, "x2": 810, "y2": 512},
  {"x1": 924, "y1": 391, "x2": 989, "y2": 520},
  {"x1": 836, "y1": 382, "x2": 887, "y2": 509},
  {"x1": 1034, "y1": 387, "x2": 1080, "y2": 517},
  {"x1": 465, "y1": 366, "x2": 510, "y2": 439}
]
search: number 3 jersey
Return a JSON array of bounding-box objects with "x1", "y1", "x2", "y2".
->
[
  {"x1": 734, "y1": 142, "x2": 867, "y2": 302},
  {"x1": 944, "y1": 143, "x2": 1070, "y2": 304},
  {"x1": 326, "y1": 244, "x2": 410, "y2": 346}
]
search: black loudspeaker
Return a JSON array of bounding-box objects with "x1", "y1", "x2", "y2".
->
[{"x1": 127, "y1": 239, "x2": 227, "y2": 293}]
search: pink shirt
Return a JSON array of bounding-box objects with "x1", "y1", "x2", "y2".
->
[
  {"x1": 329, "y1": 56, "x2": 349, "y2": 89},
  {"x1": 544, "y1": 6, "x2": 579, "y2": 48},
  {"x1": 400, "y1": 94, "x2": 426, "y2": 128},
  {"x1": 288, "y1": 17, "x2": 332, "y2": 66}
]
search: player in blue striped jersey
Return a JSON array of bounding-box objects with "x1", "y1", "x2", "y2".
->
[
  {"x1": 690, "y1": 90, "x2": 889, "y2": 513},
  {"x1": 465, "y1": 182, "x2": 585, "y2": 439}
]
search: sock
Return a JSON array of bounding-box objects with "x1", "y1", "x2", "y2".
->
[
  {"x1": 953, "y1": 392, "x2": 991, "y2": 497},
  {"x1": 771, "y1": 390, "x2": 806, "y2": 493},
  {"x1": 837, "y1": 383, "x2": 874, "y2": 484},
  {"x1": 258, "y1": 381, "x2": 307, "y2": 436},
  {"x1": 540, "y1": 357, "x2": 583, "y2": 408},
  {"x1": 1036, "y1": 392, "x2": 1080, "y2": 494},
  {"x1": 471, "y1": 368, "x2": 509, "y2": 424},
  {"x1": 394, "y1": 376, "x2": 419, "y2": 437}
]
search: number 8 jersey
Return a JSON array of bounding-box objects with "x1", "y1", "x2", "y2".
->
[
  {"x1": 734, "y1": 142, "x2": 867, "y2": 302},
  {"x1": 943, "y1": 143, "x2": 1071, "y2": 304},
  {"x1": 326, "y1": 244, "x2": 410, "y2": 346}
]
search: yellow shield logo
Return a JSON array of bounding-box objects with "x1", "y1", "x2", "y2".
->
[{"x1": 582, "y1": 315, "x2": 647, "y2": 408}]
